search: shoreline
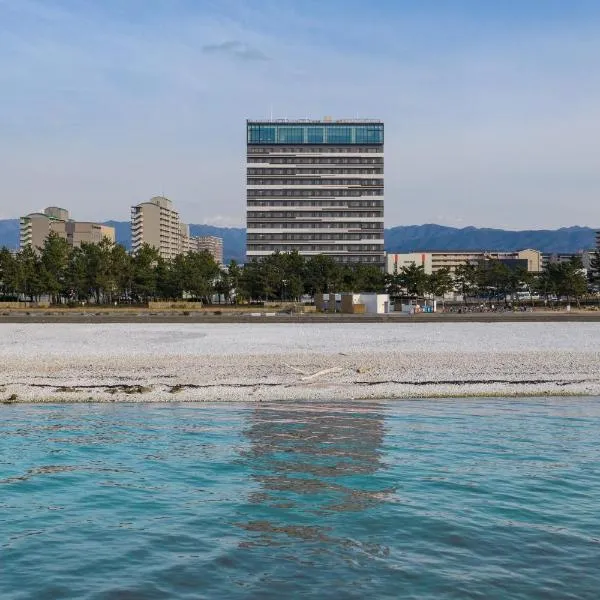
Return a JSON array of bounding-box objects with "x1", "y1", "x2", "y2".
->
[
  {"x1": 2, "y1": 393, "x2": 594, "y2": 405},
  {"x1": 1, "y1": 322, "x2": 599, "y2": 403},
  {"x1": 1, "y1": 310, "x2": 600, "y2": 324}
]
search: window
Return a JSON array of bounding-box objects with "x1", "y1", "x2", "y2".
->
[{"x1": 306, "y1": 127, "x2": 324, "y2": 143}]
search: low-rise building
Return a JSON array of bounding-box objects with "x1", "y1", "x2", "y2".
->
[
  {"x1": 315, "y1": 292, "x2": 391, "y2": 314},
  {"x1": 386, "y1": 249, "x2": 542, "y2": 275}
]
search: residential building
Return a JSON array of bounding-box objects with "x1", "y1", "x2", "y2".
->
[
  {"x1": 19, "y1": 207, "x2": 114, "y2": 251},
  {"x1": 542, "y1": 250, "x2": 595, "y2": 272},
  {"x1": 386, "y1": 249, "x2": 543, "y2": 275},
  {"x1": 180, "y1": 223, "x2": 191, "y2": 253},
  {"x1": 190, "y1": 235, "x2": 224, "y2": 265},
  {"x1": 246, "y1": 118, "x2": 384, "y2": 267},
  {"x1": 67, "y1": 222, "x2": 115, "y2": 248},
  {"x1": 131, "y1": 196, "x2": 184, "y2": 260}
]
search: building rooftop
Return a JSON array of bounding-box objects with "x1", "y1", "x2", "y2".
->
[{"x1": 247, "y1": 118, "x2": 383, "y2": 124}]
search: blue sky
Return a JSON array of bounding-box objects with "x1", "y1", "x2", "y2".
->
[{"x1": 1, "y1": 0, "x2": 599, "y2": 229}]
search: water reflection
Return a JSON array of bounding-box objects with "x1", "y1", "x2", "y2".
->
[{"x1": 237, "y1": 401, "x2": 393, "y2": 550}]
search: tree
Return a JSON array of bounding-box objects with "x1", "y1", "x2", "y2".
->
[
  {"x1": 225, "y1": 260, "x2": 242, "y2": 303},
  {"x1": 39, "y1": 232, "x2": 71, "y2": 304},
  {"x1": 542, "y1": 258, "x2": 588, "y2": 308},
  {"x1": 478, "y1": 260, "x2": 512, "y2": 301},
  {"x1": 79, "y1": 238, "x2": 118, "y2": 304},
  {"x1": 131, "y1": 244, "x2": 160, "y2": 301},
  {"x1": 15, "y1": 246, "x2": 44, "y2": 301},
  {"x1": 0, "y1": 247, "x2": 19, "y2": 297},
  {"x1": 304, "y1": 255, "x2": 341, "y2": 295},
  {"x1": 184, "y1": 251, "x2": 220, "y2": 302},
  {"x1": 427, "y1": 267, "x2": 453, "y2": 306},
  {"x1": 111, "y1": 243, "x2": 133, "y2": 301},
  {"x1": 399, "y1": 263, "x2": 428, "y2": 297},
  {"x1": 454, "y1": 263, "x2": 479, "y2": 303},
  {"x1": 590, "y1": 250, "x2": 600, "y2": 287},
  {"x1": 348, "y1": 263, "x2": 386, "y2": 293},
  {"x1": 65, "y1": 246, "x2": 88, "y2": 301}
]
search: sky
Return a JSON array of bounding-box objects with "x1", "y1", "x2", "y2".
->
[{"x1": 0, "y1": 0, "x2": 599, "y2": 229}]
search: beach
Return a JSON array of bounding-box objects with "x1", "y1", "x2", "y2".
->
[{"x1": 1, "y1": 322, "x2": 599, "y2": 402}]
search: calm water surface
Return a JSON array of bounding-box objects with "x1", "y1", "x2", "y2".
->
[{"x1": 1, "y1": 398, "x2": 599, "y2": 599}]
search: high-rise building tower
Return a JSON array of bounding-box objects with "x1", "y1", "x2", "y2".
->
[
  {"x1": 131, "y1": 196, "x2": 183, "y2": 260},
  {"x1": 246, "y1": 119, "x2": 384, "y2": 266}
]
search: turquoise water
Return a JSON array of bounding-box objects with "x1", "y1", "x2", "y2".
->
[{"x1": 2, "y1": 399, "x2": 599, "y2": 599}]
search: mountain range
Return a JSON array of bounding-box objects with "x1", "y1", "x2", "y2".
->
[{"x1": 2, "y1": 219, "x2": 596, "y2": 263}]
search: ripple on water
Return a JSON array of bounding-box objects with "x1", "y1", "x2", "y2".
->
[{"x1": 1, "y1": 398, "x2": 600, "y2": 599}]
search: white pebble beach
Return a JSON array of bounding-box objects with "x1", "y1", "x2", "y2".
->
[{"x1": 1, "y1": 322, "x2": 599, "y2": 402}]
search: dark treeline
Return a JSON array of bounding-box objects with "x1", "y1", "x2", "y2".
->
[
  {"x1": 0, "y1": 234, "x2": 386, "y2": 304},
  {"x1": 0, "y1": 233, "x2": 598, "y2": 305}
]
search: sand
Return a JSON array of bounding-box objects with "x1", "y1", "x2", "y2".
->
[{"x1": 1, "y1": 323, "x2": 599, "y2": 402}]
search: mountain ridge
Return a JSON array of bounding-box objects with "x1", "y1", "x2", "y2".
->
[{"x1": 2, "y1": 219, "x2": 596, "y2": 263}]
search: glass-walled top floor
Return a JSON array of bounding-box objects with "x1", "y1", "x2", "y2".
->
[{"x1": 248, "y1": 122, "x2": 384, "y2": 145}]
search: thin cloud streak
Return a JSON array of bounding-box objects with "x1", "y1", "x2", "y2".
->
[{"x1": 202, "y1": 40, "x2": 270, "y2": 61}]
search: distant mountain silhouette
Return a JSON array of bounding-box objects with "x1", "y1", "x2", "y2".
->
[
  {"x1": 1, "y1": 219, "x2": 596, "y2": 263},
  {"x1": 385, "y1": 224, "x2": 597, "y2": 254},
  {"x1": 0, "y1": 219, "x2": 19, "y2": 249}
]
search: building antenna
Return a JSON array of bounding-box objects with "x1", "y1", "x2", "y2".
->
[{"x1": 269, "y1": 104, "x2": 273, "y2": 121}]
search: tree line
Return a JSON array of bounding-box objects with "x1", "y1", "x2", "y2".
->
[
  {"x1": 0, "y1": 232, "x2": 598, "y2": 305},
  {"x1": 390, "y1": 255, "x2": 597, "y2": 306},
  {"x1": 0, "y1": 234, "x2": 386, "y2": 304}
]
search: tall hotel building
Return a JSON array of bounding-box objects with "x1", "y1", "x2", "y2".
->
[{"x1": 246, "y1": 119, "x2": 384, "y2": 266}]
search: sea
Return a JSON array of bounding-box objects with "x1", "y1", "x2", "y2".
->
[{"x1": 2, "y1": 398, "x2": 599, "y2": 599}]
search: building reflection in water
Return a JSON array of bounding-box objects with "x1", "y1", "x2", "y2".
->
[{"x1": 235, "y1": 401, "x2": 394, "y2": 552}]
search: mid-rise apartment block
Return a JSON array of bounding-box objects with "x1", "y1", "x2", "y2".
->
[
  {"x1": 19, "y1": 207, "x2": 114, "y2": 251},
  {"x1": 190, "y1": 235, "x2": 224, "y2": 265},
  {"x1": 131, "y1": 196, "x2": 184, "y2": 260},
  {"x1": 246, "y1": 119, "x2": 384, "y2": 267},
  {"x1": 67, "y1": 222, "x2": 115, "y2": 248},
  {"x1": 131, "y1": 196, "x2": 225, "y2": 263}
]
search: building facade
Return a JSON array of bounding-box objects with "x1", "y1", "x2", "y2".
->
[
  {"x1": 246, "y1": 119, "x2": 384, "y2": 267},
  {"x1": 20, "y1": 207, "x2": 114, "y2": 251},
  {"x1": 67, "y1": 222, "x2": 115, "y2": 248},
  {"x1": 190, "y1": 235, "x2": 224, "y2": 265},
  {"x1": 386, "y1": 249, "x2": 542, "y2": 275},
  {"x1": 542, "y1": 250, "x2": 596, "y2": 273},
  {"x1": 131, "y1": 196, "x2": 183, "y2": 260}
]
